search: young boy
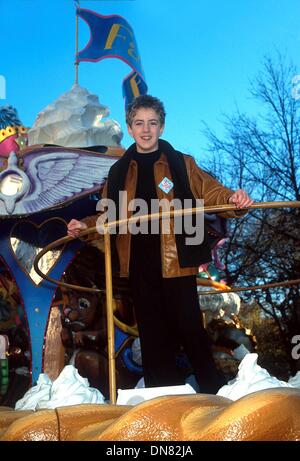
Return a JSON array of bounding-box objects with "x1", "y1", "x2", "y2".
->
[{"x1": 67, "y1": 95, "x2": 253, "y2": 393}]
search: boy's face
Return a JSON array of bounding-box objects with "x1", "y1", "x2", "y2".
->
[{"x1": 127, "y1": 108, "x2": 164, "y2": 153}]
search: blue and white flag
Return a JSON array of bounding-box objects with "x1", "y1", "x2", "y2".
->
[{"x1": 76, "y1": 8, "x2": 148, "y2": 107}]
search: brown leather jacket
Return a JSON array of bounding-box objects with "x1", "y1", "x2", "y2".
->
[{"x1": 82, "y1": 153, "x2": 242, "y2": 278}]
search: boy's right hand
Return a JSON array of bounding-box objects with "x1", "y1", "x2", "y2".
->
[{"x1": 67, "y1": 219, "x2": 88, "y2": 238}]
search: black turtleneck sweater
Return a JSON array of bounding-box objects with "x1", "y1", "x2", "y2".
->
[{"x1": 129, "y1": 149, "x2": 162, "y2": 278}]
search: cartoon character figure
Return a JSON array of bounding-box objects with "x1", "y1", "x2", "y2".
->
[
  {"x1": 0, "y1": 106, "x2": 28, "y2": 158},
  {"x1": 60, "y1": 285, "x2": 110, "y2": 394}
]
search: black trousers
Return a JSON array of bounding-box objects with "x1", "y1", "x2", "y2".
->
[{"x1": 129, "y1": 269, "x2": 226, "y2": 394}]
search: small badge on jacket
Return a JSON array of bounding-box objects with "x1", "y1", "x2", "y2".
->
[{"x1": 158, "y1": 177, "x2": 174, "y2": 194}]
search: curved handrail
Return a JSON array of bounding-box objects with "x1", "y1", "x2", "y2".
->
[{"x1": 33, "y1": 200, "x2": 300, "y2": 294}]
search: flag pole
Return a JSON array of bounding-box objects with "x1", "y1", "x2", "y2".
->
[{"x1": 75, "y1": 2, "x2": 79, "y2": 84}]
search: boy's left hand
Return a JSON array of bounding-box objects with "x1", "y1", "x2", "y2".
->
[{"x1": 229, "y1": 189, "x2": 254, "y2": 209}]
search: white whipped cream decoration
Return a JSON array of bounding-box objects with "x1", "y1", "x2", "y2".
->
[
  {"x1": 217, "y1": 353, "x2": 300, "y2": 401},
  {"x1": 28, "y1": 84, "x2": 123, "y2": 147},
  {"x1": 15, "y1": 365, "x2": 105, "y2": 410}
]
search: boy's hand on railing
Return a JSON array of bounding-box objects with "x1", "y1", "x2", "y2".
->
[
  {"x1": 228, "y1": 189, "x2": 254, "y2": 209},
  {"x1": 67, "y1": 219, "x2": 88, "y2": 238}
]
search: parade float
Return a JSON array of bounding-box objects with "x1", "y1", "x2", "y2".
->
[
  {"x1": 0, "y1": 87, "x2": 138, "y2": 405},
  {"x1": 1, "y1": 5, "x2": 300, "y2": 442}
]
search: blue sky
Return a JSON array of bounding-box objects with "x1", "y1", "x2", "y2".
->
[{"x1": 1, "y1": 0, "x2": 300, "y2": 161}]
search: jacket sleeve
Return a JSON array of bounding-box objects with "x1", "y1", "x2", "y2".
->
[{"x1": 187, "y1": 156, "x2": 246, "y2": 218}]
